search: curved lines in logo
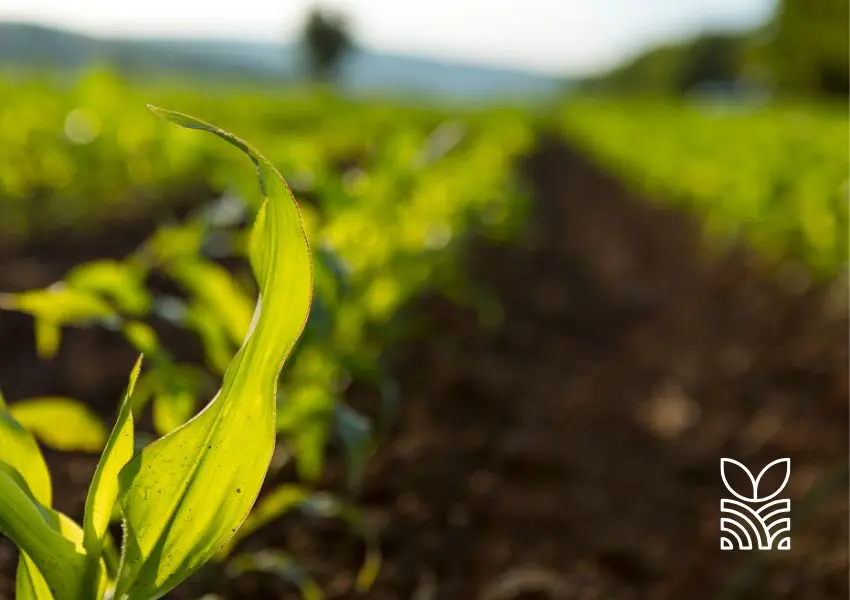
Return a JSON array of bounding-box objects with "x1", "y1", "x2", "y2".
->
[
  {"x1": 766, "y1": 517, "x2": 791, "y2": 550},
  {"x1": 720, "y1": 499, "x2": 767, "y2": 550},
  {"x1": 757, "y1": 498, "x2": 791, "y2": 523},
  {"x1": 720, "y1": 516, "x2": 757, "y2": 550},
  {"x1": 720, "y1": 458, "x2": 790, "y2": 503}
]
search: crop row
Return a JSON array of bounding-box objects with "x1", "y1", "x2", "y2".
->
[{"x1": 559, "y1": 97, "x2": 848, "y2": 280}]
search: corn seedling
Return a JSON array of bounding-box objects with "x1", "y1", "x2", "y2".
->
[{"x1": 0, "y1": 106, "x2": 313, "y2": 600}]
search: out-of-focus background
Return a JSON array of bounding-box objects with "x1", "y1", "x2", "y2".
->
[{"x1": 0, "y1": 1, "x2": 847, "y2": 598}]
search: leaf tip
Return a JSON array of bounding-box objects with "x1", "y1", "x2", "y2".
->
[{"x1": 127, "y1": 355, "x2": 145, "y2": 396}]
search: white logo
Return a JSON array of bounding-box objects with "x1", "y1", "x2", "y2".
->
[{"x1": 720, "y1": 458, "x2": 791, "y2": 551}]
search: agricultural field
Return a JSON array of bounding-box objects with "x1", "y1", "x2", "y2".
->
[
  {"x1": 560, "y1": 97, "x2": 849, "y2": 280},
  {"x1": 0, "y1": 70, "x2": 847, "y2": 600}
]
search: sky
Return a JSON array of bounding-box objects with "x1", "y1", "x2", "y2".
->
[{"x1": 0, "y1": 0, "x2": 777, "y2": 76}]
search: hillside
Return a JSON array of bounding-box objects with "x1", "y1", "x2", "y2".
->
[{"x1": 0, "y1": 22, "x2": 565, "y2": 100}]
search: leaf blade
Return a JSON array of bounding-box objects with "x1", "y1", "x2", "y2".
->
[
  {"x1": 114, "y1": 108, "x2": 312, "y2": 600},
  {"x1": 9, "y1": 397, "x2": 107, "y2": 453},
  {"x1": 0, "y1": 464, "x2": 88, "y2": 600},
  {"x1": 83, "y1": 356, "x2": 142, "y2": 581}
]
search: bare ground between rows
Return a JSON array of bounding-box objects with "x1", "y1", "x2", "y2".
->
[{"x1": 0, "y1": 134, "x2": 847, "y2": 600}]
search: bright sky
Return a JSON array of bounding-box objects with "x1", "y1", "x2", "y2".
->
[{"x1": 0, "y1": 0, "x2": 776, "y2": 75}]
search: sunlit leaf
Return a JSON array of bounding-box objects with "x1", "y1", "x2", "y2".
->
[
  {"x1": 113, "y1": 107, "x2": 312, "y2": 600},
  {"x1": 0, "y1": 393, "x2": 58, "y2": 599},
  {"x1": 139, "y1": 221, "x2": 206, "y2": 266},
  {"x1": 152, "y1": 390, "x2": 197, "y2": 436},
  {"x1": 132, "y1": 363, "x2": 207, "y2": 435},
  {"x1": 34, "y1": 320, "x2": 61, "y2": 359},
  {"x1": 122, "y1": 321, "x2": 161, "y2": 357},
  {"x1": 0, "y1": 400, "x2": 52, "y2": 505},
  {"x1": 82, "y1": 356, "x2": 142, "y2": 590},
  {"x1": 184, "y1": 304, "x2": 235, "y2": 374},
  {"x1": 0, "y1": 463, "x2": 91, "y2": 600},
  {"x1": 0, "y1": 285, "x2": 119, "y2": 358},
  {"x1": 16, "y1": 553, "x2": 54, "y2": 600},
  {"x1": 66, "y1": 260, "x2": 151, "y2": 316},
  {"x1": 168, "y1": 259, "x2": 254, "y2": 345},
  {"x1": 0, "y1": 285, "x2": 116, "y2": 323},
  {"x1": 277, "y1": 385, "x2": 333, "y2": 482},
  {"x1": 9, "y1": 397, "x2": 107, "y2": 453}
]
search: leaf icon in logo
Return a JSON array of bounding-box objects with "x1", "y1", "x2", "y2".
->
[
  {"x1": 754, "y1": 458, "x2": 790, "y2": 502},
  {"x1": 721, "y1": 458, "x2": 790, "y2": 502}
]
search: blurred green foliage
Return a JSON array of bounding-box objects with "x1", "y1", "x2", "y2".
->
[
  {"x1": 560, "y1": 97, "x2": 848, "y2": 280},
  {"x1": 580, "y1": 0, "x2": 849, "y2": 97},
  {"x1": 0, "y1": 66, "x2": 535, "y2": 488},
  {"x1": 763, "y1": 0, "x2": 849, "y2": 95}
]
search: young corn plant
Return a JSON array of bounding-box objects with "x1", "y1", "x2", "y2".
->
[{"x1": 0, "y1": 106, "x2": 313, "y2": 600}]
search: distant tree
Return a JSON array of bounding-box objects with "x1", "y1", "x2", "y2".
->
[
  {"x1": 764, "y1": 0, "x2": 849, "y2": 96},
  {"x1": 677, "y1": 33, "x2": 745, "y2": 92},
  {"x1": 301, "y1": 6, "x2": 354, "y2": 81}
]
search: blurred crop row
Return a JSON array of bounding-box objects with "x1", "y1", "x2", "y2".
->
[{"x1": 560, "y1": 97, "x2": 848, "y2": 280}]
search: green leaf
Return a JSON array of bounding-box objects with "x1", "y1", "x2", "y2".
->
[
  {"x1": 152, "y1": 390, "x2": 196, "y2": 435},
  {"x1": 0, "y1": 395, "x2": 62, "y2": 600},
  {"x1": 133, "y1": 363, "x2": 207, "y2": 435},
  {"x1": 122, "y1": 321, "x2": 162, "y2": 357},
  {"x1": 0, "y1": 401, "x2": 52, "y2": 505},
  {"x1": 184, "y1": 304, "x2": 235, "y2": 374},
  {"x1": 0, "y1": 285, "x2": 115, "y2": 323},
  {"x1": 277, "y1": 385, "x2": 333, "y2": 483},
  {"x1": 113, "y1": 107, "x2": 312, "y2": 600},
  {"x1": 34, "y1": 320, "x2": 61, "y2": 359},
  {"x1": 66, "y1": 260, "x2": 151, "y2": 316},
  {"x1": 9, "y1": 397, "x2": 107, "y2": 453},
  {"x1": 0, "y1": 463, "x2": 91, "y2": 600},
  {"x1": 16, "y1": 553, "x2": 53, "y2": 600},
  {"x1": 168, "y1": 259, "x2": 254, "y2": 345},
  {"x1": 82, "y1": 356, "x2": 142, "y2": 590},
  {"x1": 139, "y1": 221, "x2": 206, "y2": 266},
  {"x1": 228, "y1": 550, "x2": 323, "y2": 600},
  {"x1": 0, "y1": 285, "x2": 118, "y2": 358}
]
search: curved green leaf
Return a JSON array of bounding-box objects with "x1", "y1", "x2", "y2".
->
[
  {"x1": 168, "y1": 258, "x2": 254, "y2": 345},
  {"x1": 83, "y1": 356, "x2": 142, "y2": 590},
  {"x1": 9, "y1": 398, "x2": 107, "y2": 453},
  {"x1": 0, "y1": 285, "x2": 115, "y2": 323},
  {"x1": 0, "y1": 285, "x2": 118, "y2": 358},
  {"x1": 66, "y1": 260, "x2": 151, "y2": 316},
  {"x1": 0, "y1": 394, "x2": 59, "y2": 599},
  {"x1": 113, "y1": 107, "x2": 312, "y2": 600},
  {"x1": 0, "y1": 463, "x2": 90, "y2": 600},
  {"x1": 0, "y1": 402, "x2": 51, "y2": 505},
  {"x1": 16, "y1": 553, "x2": 53, "y2": 600}
]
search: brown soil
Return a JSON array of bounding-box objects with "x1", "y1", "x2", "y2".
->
[{"x1": 0, "y1": 135, "x2": 847, "y2": 600}]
